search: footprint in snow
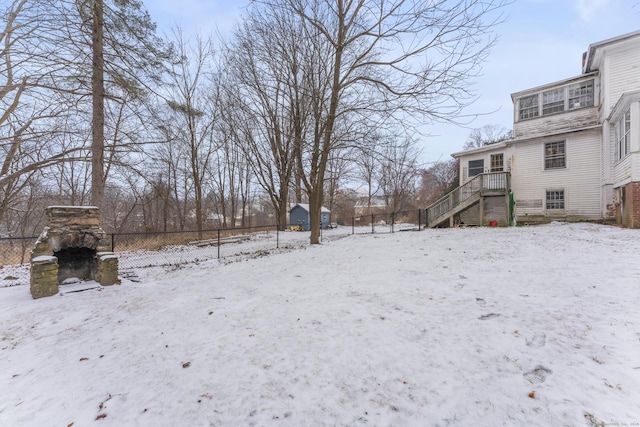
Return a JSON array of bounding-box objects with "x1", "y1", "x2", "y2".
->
[
  {"x1": 476, "y1": 298, "x2": 486, "y2": 306},
  {"x1": 524, "y1": 365, "x2": 552, "y2": 383},
  {"x1": 478, "y1": 313, "x2": 500, "y2": 320},
  {"x1": 526, "y1": 334, "x2": 546, "y2": 348}
]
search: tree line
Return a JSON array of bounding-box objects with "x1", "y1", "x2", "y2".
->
[{"x1": 1, "y1": 0, "x2": 507, "y2": 243}]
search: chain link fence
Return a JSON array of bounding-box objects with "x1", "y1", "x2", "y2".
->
[
  {"x1": 0, "y1": 237, "x2": 38, "y2": 288},
  {"x1": 350, "y1": 209, "x2": 425, "y2": 234},
  {"x1": 1, "y1": 210, "x2": 426, "y2": 288}
]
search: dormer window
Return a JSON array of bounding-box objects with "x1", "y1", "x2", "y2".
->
[
  {"x1": 568, "y1": 80, "x2": 594, "y2": 109},
  {"x1": 519, "y1": 94, "x2": 539, "y2": 120},
  {"x1": 543, "y1": 88, "x2": 564, "y2": 115},
  {"x1": 518, "y1": 79, "x2": 594, "y2": 121}
]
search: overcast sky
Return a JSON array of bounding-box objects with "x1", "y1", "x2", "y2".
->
[{"x1": 143, "y1": 0, "x2": 640, "y2": 163}]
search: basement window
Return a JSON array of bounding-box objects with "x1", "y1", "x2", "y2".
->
[{"x1": 546, "y1": 190, "x2": 565, "y2": 210}]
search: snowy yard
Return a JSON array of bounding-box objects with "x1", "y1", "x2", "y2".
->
[{"x1": 1, "y1": 223, "x2": 639, "y2": 426}]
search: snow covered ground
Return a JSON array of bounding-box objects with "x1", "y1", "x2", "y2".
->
[{"x1": 1, "y1": 222, "x2": 639, "y2": 426}]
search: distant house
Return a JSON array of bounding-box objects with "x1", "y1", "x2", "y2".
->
[
  {"x1": 354, "y1": 196, "x2": 387, "y2": 216},
  {"x1": 443, "y1": 30, "x2": 640, "y2": 228},
  {"x1": 289, "y1": 203, "x2": 331, "y2": 230}
]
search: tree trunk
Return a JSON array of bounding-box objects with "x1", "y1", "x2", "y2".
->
[
  {"x1": 278, "y1": 184, "x2": 289, "y2": 230},
  {"x1": 308, "y1": 182, "x2": 324, "y2": 244},
  {"x1": 91, "y1": 0, "x2": 105, "y2": 212}
]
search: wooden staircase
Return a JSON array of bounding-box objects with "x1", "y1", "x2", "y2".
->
[{"x1": 426, "y1": 172, "x2": 510, "y2": 228}]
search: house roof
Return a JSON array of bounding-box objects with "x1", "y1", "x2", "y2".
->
[
  {"x1": 608, "y1": 90, "x2": 640, "y2": 122},
  {"x1": 290, "y1": 203, "x2": 330, "y2": 213},
  {"x1": 510, "y1": 72, "x2": 597, "y2": 102},
  {"x1": 456, "y1": 31, "x2": 640, "y2": 161},
  {"x1": 354, "y1": 196, "x2": 386, "y2": 208},
  {"x1": 583, "y1": 30, "x2": 640, "y2": 73},
  {"x1": 451, "y1": 141, "x2": 508, "y2": 158},
  {"x1": 510, "y1": 31, "x2": 640, "y2": 102},
  {"x1": 452, "y1": 123, "x2": 603, "y2": 158}
]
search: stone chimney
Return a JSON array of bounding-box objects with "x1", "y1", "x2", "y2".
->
[{"x1": 30, "y1": 206, "x2": 118, "y2": 299}]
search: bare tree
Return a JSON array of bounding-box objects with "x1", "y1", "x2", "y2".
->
[
  {"x1": 378, "y1": 137, "x2": 422, "y2": 212},
  {"x1": 419, "y1": 158, "x2": 459, "y2": 205},
  {"x1": 41, "y1": 0, "x2": 168, "y2": 211},
  {"x1": 163, "y1": 30, "x2": 219, "y2": 235},
  {"x1": 323, "y1": 147, "x2": 353, "y2": 214},
  {"x1": 226, "y1": 8, "x2": 312, "y2": 229},
  {"x1": 463, "y1": 124, "x2": 512, "y2": 150},
  {"x1": 254, "y1": 0, "x2": 507, "y2": 243},
  {"x1": 211, "y1": 77, "x2": 256, "y2": 229},
  {"x1": 0, "y1": 0, "x2": 90, "y2": 227},
  {"x1": 1, "y1": 0, "x2": 168, "y2": 233},
  {"x1": 209, "y1": 118, "x2": 250, "y2": 229},
  {"x1": 352, "y1": 133, "x2": 387, "y2": 212}
]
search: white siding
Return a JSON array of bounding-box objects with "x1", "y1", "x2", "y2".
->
[
  {"x1": 612, "y1": 102, "x2": 640, "y2": 183},
  {"x1": 512, "y1": 130, "x2": 602, "y2": 219},
  {"x1": 512, "y1": 140, "x2": 545, "y2": 216},
  {"x1": 633, "y1": 102, "x2": 640, "y2": 182},
  {"x1": 605, "y1": 124, "x2": 617, "y2": 181},
  {"x1": 631, "y1": 153, "x2": 640, "y2": 183},
  {"x1": 607, "y1": 48, "x2": 640, "y2": 115},
  {"x1": 514, "y1": 107, "x2": 598, "y2": 139},
  {"x1": 458, "y1": 33, "x2": 640, "y2": 224},
  {"x1": 614, "y1": 155, "x2": 632, "y2": 184},
  {"x1": 601, "y1": 121, "x2": 615, "y2": 218},
  {"x1": 458, "y1": 147, "x2": 512, "y2": 184}
]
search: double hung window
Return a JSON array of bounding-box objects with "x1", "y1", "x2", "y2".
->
[
  {"x1": 617, "y1": 109, "x2": 631, "y2": 160},
  {"x1": 518, "y1": 94, "x2": 539, "y2": 120},
  {"x1": 542, "y1": 88, "x2": 564, "y2": 115},
  {"x1": 568, "y1": 80, "x2": 594, "y2": 110},
  {"x1": 544, "y1": 141, "x2": 566, "y2": 169},
  {"x1": 468, "y1": 159, "x2": 484, "y2": 177},
  {"x1": 490, "y1": 154, "x2": 504, "y2": 172}
]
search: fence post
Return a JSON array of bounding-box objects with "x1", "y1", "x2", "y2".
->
[
  {"x1": 371, "y1": 214, "x2": 375, "y2": 234},
  {"x1": 217, "y1": 228, "x2": 221, "y2": 259},
  {"x1": 276, "y1": 223, "x2": 279, "y2": 249},
  {"x1": 352, "y1": 217, "x2": 354, "y2": 235},
  {"x1": 111, "y1": 234, "x2": 115, "y2": 251},
  {"x1": 425, "y1": 208, "x2": 429, "y2": 229},
  {"x1": 418, "y1": 209, "x2": 421, "y2": 231},
  {"x1": 391, "y1": 212, "x2": 395, "y2": 233}
]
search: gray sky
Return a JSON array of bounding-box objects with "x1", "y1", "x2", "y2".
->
[{"x1": 144, "y1": 0, "x2": 640, "y2": 163}]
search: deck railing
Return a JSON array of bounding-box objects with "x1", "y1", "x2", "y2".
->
[{"x1": 426, "y1": 172, "x2": 509, "y2": 226}]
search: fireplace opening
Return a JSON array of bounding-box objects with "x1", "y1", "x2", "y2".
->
[
  {"x1": 30, "y1": 206, "x2": 119, "y2": 299},
  {"x1": 54, "y1": 247, "x2": 96, "y2": 283}
]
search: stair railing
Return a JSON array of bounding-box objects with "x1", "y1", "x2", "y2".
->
[{"x1": 426, "y1": 172, "x2": 509, "y2": 226}]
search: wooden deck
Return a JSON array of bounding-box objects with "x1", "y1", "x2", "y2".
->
[{"x1": 426, "y1": 172, "x2": 510, "y2": 228}]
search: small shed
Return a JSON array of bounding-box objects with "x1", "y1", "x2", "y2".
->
[{"x1": 289, "y1": 203, "x2": 331, "y2": 231}]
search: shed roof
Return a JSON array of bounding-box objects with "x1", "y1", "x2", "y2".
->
[{"x1": 290, "y1": 203, "x2": 330, "y2": 213}]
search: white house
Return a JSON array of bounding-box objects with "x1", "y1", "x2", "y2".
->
[{"x1": 452, "y1": 30, "x2": 640, "y2": 227}]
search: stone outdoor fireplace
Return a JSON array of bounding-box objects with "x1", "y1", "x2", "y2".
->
[{"x1": 30, "y1": 206, "x2": 119, "y2": 299}]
